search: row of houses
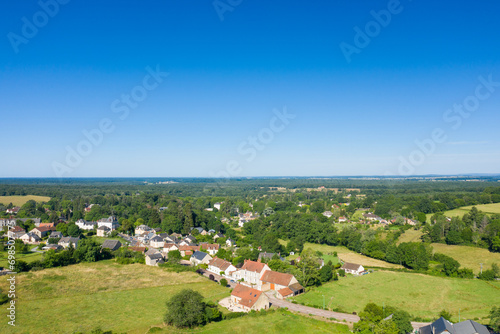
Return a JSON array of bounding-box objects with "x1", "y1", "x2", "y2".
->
[{"x1": 76, "y1": 216, "x2": 120, "y2": 232}]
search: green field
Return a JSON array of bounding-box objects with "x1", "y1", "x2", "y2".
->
[
  {"x1": 0, "y1": 251, "x2": 44, "y2": 268},
  {"x1": 431, "y1": 243, "x2": 500, "y2": 274},
  {"x1": 427, "y1": 202, "x2": 500, "y2": 221},
  {"x1": 153, "y1": 310, "x2": 351, "y2": 333},
  {"x1": 397, "y1": 229, "x2": 424, "y2": 244},
  {"x1": 0, "y1": 260, "x2": 231, "y2": 334},
  {"x1": 289, "y1": 243, "x2": 403, "y2": 269},
  {"x1": 0, "y1": 195, "x2": 51, "y2": 207},
  {"x1": 292, "y1": 270, "x2": 499, "y2": 322}
]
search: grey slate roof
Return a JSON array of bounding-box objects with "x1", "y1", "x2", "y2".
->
[
  {"x1": 49, "y1": 231, "x2": 63, "y2": 238},
  {"x1": 150, "y1": 236, "x2": 163, "y2": 242},
  {"x1": 453, "y1": 320, "x2": 489, "y2": 334},
  {"x1": 147, "y1": 252, "x2": 164, "y2": 260},
  {"x1": 101, "y1": 240, "x2": 122, "y2": 251},
  {"x1": 191, "y1": 251, "x2": 209, "y2": 261}
]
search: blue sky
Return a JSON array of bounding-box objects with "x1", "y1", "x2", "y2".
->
[{"x1": 1, "y1": 0, "x2": 499, "y2": 177}]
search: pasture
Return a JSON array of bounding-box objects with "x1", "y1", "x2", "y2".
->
[
  {"x1": 431, "y1": 243, "x2": 500, "y2": 273},
  {"x1": 292, "y1": 270, "x2": 499, "y2": 322},
  {"x1": 0, "y1": 260, "x2": 230, "y2": 334},
  {"x1": 0, "y1": 195, "x2": 51, "y2": 207}
]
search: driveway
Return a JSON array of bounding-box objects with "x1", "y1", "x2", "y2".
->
[{"x1": 198, "y1": 268, "x2": 237, "y2": 288}]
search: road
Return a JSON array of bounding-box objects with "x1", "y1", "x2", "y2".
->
[{"x1": 265, "y1": 292, "x2": 429, "y2": 331}]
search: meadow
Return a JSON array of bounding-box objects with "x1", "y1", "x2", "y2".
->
[
  {"x1": 152, "y1": 310, "x2": 351, "y2": 334},
  {"x1": 0, "y1": 260, "x2": 230, "y2": 334},
  {"x1": 0, "y1": 251, "x2": 44, "y2": 268},
  {"x1": 292, "y1": 270, "x2": 500, "y2": 322},
  {"x1": 426, "y1": 202, "x2": 500, "y2": 221},
  {"x1": 0, "y1": 195, "x2": 51, "y2": 207},
  {"x1": 293, "y1": 242, "x2": 403, "y2": 269},
  {"x1": 431, "y1": 243, "x2": 500, "y2": 273}
]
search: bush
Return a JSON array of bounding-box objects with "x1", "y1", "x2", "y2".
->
[{"x1": 220, "y1": 278, "x2": 228, "y2": 287}]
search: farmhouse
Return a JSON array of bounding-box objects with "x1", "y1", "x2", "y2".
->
[
  {"x1": 97, "y1": 226, "x2": 111, "y2": 237},
  {"x1": 419, "y1": 317, "x2": 489, "y2": 334},
  {"x1": 30, "y1": 226, "x2": 55, "y2": 238},
  {"x1": 341, "y1": 262, "x2": 365, "y2": 275},
  {"x1": 7, "y1": 226, "x2": 25, "y2": 239},
  {"x1": 149, "y1": 236, "x2": 165, "y2": 248},
  {"x1": 260, "y1": 270, "x2": 303, "y2": 296},
  {"x1": 232, "y1": 260, "x2": 270, "y2": 290},
  {"x1": 20, "y1": 232, "x2": 41, "y2": 244},
  {"x1": 101, "y1": 239, "x2": 122, "y2": 251},
  {"x1": 49, "y1": 231, "x2": 63, "y2": 239},
  {"x1": 230, "y1": 284, "x2": 270, "y2": 312},
  {"x1": 58, "y1": 237, "x2": 79, "y2": 249},
  {"x1": 145, "y1": 249, "x2": 164, "y2": 266},
  {"x1": 207, "y1": 257, "x2": 237, "y2": 277},
  {"x1": 200, "y1": 243, "x2": 219, "y2": 255}
]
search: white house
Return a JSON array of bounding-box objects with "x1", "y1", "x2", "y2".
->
[
  {"x1": 145, "y1": 249, "x2": 164, "y2": 266},
  {"x1": 135, "y1": 224, "x2": 152, "y2": 235},
  {"x1": 149, "y1": 236, "x2": 165, "y2": 248},
  {"x1": 20, "y1": 232, "x2": 41, "y2": 244},
  {"x1": 207, "y1": 257, "x2": 237, "y2": 277},
  {"x1": 76, "y1": 219, "x2": 97, "y2": 231},
  {"x1": 230, "y1": 284, "x2": 270, "y2": 312},
  {"x1": 226, "y1": 238, "x2": 235, "y2": 247},
  {"x1": 190, "y1": 251, "x2": 212, "y2": 266},
  {"x1": 200, "y1": 243, "x2": 220, "y2": 256},
  {"x1": 322, "y1": 211, "x2": 333, "y2": 218},
  {"x1": 232, "y1": 260, "x2": 270, "y2": 290},
  {"x1": 97, "y1": 226, "x2": 111, "y2": 237},
  {"x1": 214, "y1": 202, "x2": 221, "y2": 210},
  {"x1": 97, "y1": 216, "x2": 119, "y2": 231},
  {"x1": 58, "y1": 237, "x2": 79, "y2": 249},
  {"x1": 341, "y1": 262, "x2": 365, "y2": 275}
]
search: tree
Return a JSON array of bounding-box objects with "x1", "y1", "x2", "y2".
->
[
  {"x1": 67, "y1": 224, "x2": 81, "y2": 238},
  {"x1": 392, "y1": 310, "x2": 413, "y2": 334},
  {"x1": 490, "y1": 306, "x2": 500, "y2": 332},
  {"x1": 220, "y1": 278, "x2": 227, "y2": 287},
  {"x1": 164, "y1": 289, "x2": 207, "y2": 328},
  {"x1": 168, "y1": 250, "x2": 182, "y2": 264},
  {"x1": 296, "y1": 248, "x2": 321, "y2": 287},
  {"x1": 319, "y1": 263, "x2": 333, "y2": 283},
  {"x1": 439, "y1": 309, "x2": 452, "y2": 322}
]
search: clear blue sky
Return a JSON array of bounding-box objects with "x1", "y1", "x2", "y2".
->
[{"x1": 1, "y1": 0, "x2": 499, "y2": 177}]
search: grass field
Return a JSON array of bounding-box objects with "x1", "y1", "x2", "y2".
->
[
  {"x1": 0, "y1": 251, "x2": 44, "y2": 268},
  {"x1": 152, "y1": 310, "x2": 351, "y2": 334},
  {"x1": 431, "y1": 243, "x2": 500, "y2": 273},
  {"x1": 0, "y1": 260, "x2": 231, "y2": 334},
  {"x1": 292, "y1": 270, "x2": 500, "y2": 322},
  {"x1": 0, "y1": 195, "x2": 51, "y2": 207},
  {"x1": 288, "y1": 243, "x2": 403, "y2": 269},
  {"x1": 397, "y1": 229, "x2": 424, "y2": 244},
  {"x1": 426, "y1": 203, "x2": 500, "y2": 221}
]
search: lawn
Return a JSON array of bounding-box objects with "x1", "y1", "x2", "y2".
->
[
  {"x1": 431, "y1": 243, "x2": 500, "y2": 274},
  {"x1": 0, "y1": 260, "x2": 230, "y2": 334},
  {"x1": 0, "y1": 195, "x2": 51, "y2": 207},
  {"x1": 294, "y1": 243, "x2": 403, "y2": 269},
  {"x1": 152, "y1": 310, "x2": 351, "y2": 334},
  {"x1": 292, "y1": 270, "x2": 500, "y2": 322},
  {"x1": 0, "y1": 251, "x2": 44, "y2": 268}
]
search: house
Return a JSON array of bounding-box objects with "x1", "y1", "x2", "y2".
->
[
  {"x1": 0, "y1": 219, "x2": 17, "y2": 228},
  {"x1": 164, "y1": 235, "x2": 179, "y2": 244},
  {"x1": 179, "y1": 245, "x2": 200, "y2": 257},
  {"x1": 170, "y1": 233, "x2": 182, "y2": 238},
  {"x1": 145, "y1": 249, "x2": 164, "y2": 266},
  {"x1": 207, "y1": 229, "x2": 216, "y2": 235},
  {"x1": 42, "y1": 244, "x2": 63, "y2": 251},
  {"x1": 260, "y1": 270, "x2": 302, "y2": 294},
  {"x1": 76, "y1": 219, "x2": 97, "y2": 231},
  {"x1": 97, "y1": 216, "x2": 119, "y2": 231},
  {"x1": 213, "y1": 232, "x2": 224, "y2": 241},
  {"x1": 101, "y1": 239, "x2": 122, "y2": 251},
  {"x1": 341, "y1": 262, "x2": 365, "y2": 275},
  {"x1": 322, "y1": 211, "x2": 333, "y2": 218},
  {"x1": 276, "y1": 287, "x2": 294, "y2": 299},
  {"x1": 149, "y1": 236, "x2": 165, "y2": 248},
  {"x1": 232, "y1": 260, "x2": 271, "y2": 290},
  {"x1": 258, "y1": 252, "x2": 285, "y2": 262},
  {"x1": 49, "y1": 231, "x2": 63, "y2": 239},
  {"x1": 39, "y1": 222, "x2": 56, "y2": 228},
  {"x1": 7, "y1": 226, "x2": 25, "y2": 238},
  {"x1": 200, "y1": 243, "x2": 219, "y2": 256},
  {"x1": 6, "y1": 207, "x2": 20, "y2": 214},
  {"x1": 20, "y1": 232, "x2": 41, "y2": 244},
  {"x1": 214, "y1": 202, "x2": 221, "y2": 210},
  {"x1": 128, "y1": 246, "x2": 146, "y2": 253},
  {"x1": 230, "y1": 284, "x2": 269, "y2": 312},
  {"x1": 58, "y1": 237, "x2": 79, "y2": 248},
  {"x1": 184, "y1": 235, "x2": 197, "y2": 244},
  {"x1": 30, "y1": 226, "x2": 54, "y2": 238},
  {"x1": 207, "y1": 257, "x2": 237, "y2": 277},
  {"x1": 163, "y1": 243, "x2": 179, "y2": 253},
  {"x1": 190, "y1": 227, "x2": 206, "y2": 235},
  {"x1": 190, "y1": 251, "x2": 212, "y2": 266},
  {"x1": 84, "y1": 204, "x2": 98, "y2": 213},
  {"x1": 419, "y1": 317, "x2": 489, "y2": 334},
  {"x1": 363, "y1": 213, "x2": 382, "y2": 221},
  {"x1": 97, "y1": 226, "x2": 111, "y2": 237},
  {"x1": 338, "y1": 216, "x2": 347, "y2": 222},
  {"x1": 226, "y1": 238, "x2": 235, "y2": 247},
  {"x1": 135, "y1": 224, "x2": 152, "y2": 235}
]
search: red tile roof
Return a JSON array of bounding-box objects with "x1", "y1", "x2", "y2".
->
[
  {"x1": 277, "y1": 287, "x2": 294, "y2": 297},
  {"x1": 231, "y1": 284, "x2": 263, "y2": 308},
  {"x1": 208, "y1": 257, "x2": 233, "y2": 271},
  {"x1": 241, "y1": 260, "x2": 267, "y2": 273},
  {"x1": 260, "y1": 270, "x2": 294, "y2": 286},
  {"x1": 10, "y1": 226, "x2": 25, "y2": 232}
]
